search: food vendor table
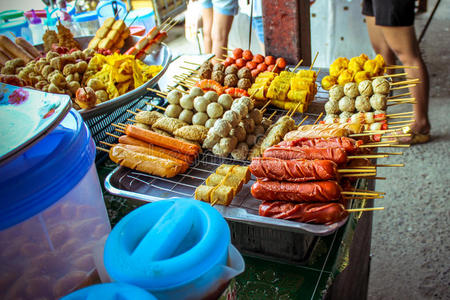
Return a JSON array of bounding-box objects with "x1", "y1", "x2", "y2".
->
[{"x1": 96, "y1": 160, "x2": 374, "y2": 299}]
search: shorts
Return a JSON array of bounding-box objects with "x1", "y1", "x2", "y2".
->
[
  {"x1": 362, "y1": 0, "x2": 415, "y2": 27},
  {"x1": 200, "y1": 0, "x2": 239, "y2": 16},
  {"x1": 252, "y1": 16, "x2": 264, "y2": 43}
]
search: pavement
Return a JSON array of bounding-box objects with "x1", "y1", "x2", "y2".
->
[{"x1": 165, "y1": 2, "x2": 450, "y2": 298}]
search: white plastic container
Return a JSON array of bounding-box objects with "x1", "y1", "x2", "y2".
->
[
  {"x1": 126, "y1": 8, "x2": 155, "y2": 34},
  {"x1": 73, "y1": 11, "x2": 100, "y2": 36},
  {"x1": 0, "y1": 109, "x2": 111, "y2": 299}
]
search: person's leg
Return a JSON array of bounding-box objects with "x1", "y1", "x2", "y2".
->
[
  {"x1": 365, "y1": 16, "x2": 396, "y2": 68},
  {"x1": 380, "y1": 25, "x2": 430, "y2": 134},
  {"x1": 202, "y1": 7, "x2": 214, "y2": 53},
  {"x1": 211, "y1": 11, "x2": 234, "y2": 62}
]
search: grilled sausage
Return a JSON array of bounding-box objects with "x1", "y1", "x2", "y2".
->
[{"x1": 263, "y1": 146, "x2": 348, "y2": 165}]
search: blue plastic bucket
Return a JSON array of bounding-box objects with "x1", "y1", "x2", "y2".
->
[
  {"x1": 96, "y1": 0, "x2": 127, "y2": 26},
  {"x1": 61, "y1": 282, "x2": 157, "y2": 300},
  {"x1": 0, "y1": 109, "x2": 111, "y2": 299}
]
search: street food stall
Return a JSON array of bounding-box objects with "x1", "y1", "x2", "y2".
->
[{"x1": 0, "y1": 1, "x2": 416, "y2": 298}]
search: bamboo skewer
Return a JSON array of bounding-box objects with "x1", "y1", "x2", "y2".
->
[
  {"x1": 386, "y1": 64, "x2": 418, "y2": 69},
  {"x1": 309, "y1": 51, "x2": 319, "y2": 70},
  {"x1": 290, "y1": 101, "x2": 303, "y2": 117},
  {"x1": 184, "y1": 61, "x2": 201, "y2": 66},
  {"x1": 292, "y1": 59, "x2": 304, "y2": 72},
  {"x1": 377, "y1": 152, "x2": 403, "y2": 155},
  {"x1": 376, "y1": 164, "x2": 405, "y2": 167},
  {"x1": 381, "y1": 134, "x2": 411, "y2": 138},
  {"x1": 347, "y1": 207, "x2": 385, "y2": 212},
  {"x1": 390, "y1": 79, "x2": 420, "y2": 86},
  {"x1": 338, "y1": 169, "x2": 377, "y2": 173},
  {"x1": 127, "y1": 110, "x2": 137, "y2": 115},
  {"x1": 106, "y1": 132, "x2": 120, "y2": 139},
  {"x1": 112, "y1": 123, "x2": 125, "y2": 130},
  {"x1": 388, "y1": 119, "x2": 414, "y2": 125},
  {"x1": 100, "y1": 141, "x2": 115, "y2": 147},
  {"x1": 268, "y1": 111, "x2": 277, "y2": 120},
  {"x1": 348, "y1": 154, "x2": 389, "y2": 159},
  {"x1": 374, "y1": 72, "x2": 408, "y2": 78},
  {"x1": 147, "y1": 88, "x2": 167, "y2": 97},
  {"x1": 145, "y1": 102, "x2": 166, "y2": 111},
  {"x1": 260, "y1": 100, "x2": 272, "y2": 111},
  {"x1": 388, "y1": 92, "x2": 412, "y2": 99},
  {"x1": 358, "y1": 144, "x2": 392, "y2": 148},
  {"x1": 344, "y1": 196, "x2": 384, "y2": 200},
  {"x1": 387, "y1": 115, "x2": 415, "y2": 119},
  {"x1": 387, "y1": 101, "x2": 416, "y2": 107},
  {"x1": 387, "y1": 97, "x2": 416, "y2": 103},
  {"x1": 391, "y1": 84, "x2": 416, "y2": 91},
  {"x1": 342, "y1": 173, "x2": 377, "y2": 177},
  {"x1": 298, "y1": 115, "x2": 309, "y2": 126},
  {"x1": 313, "y1": 112, "x2": 323, "y2": 125},
  {"x1": 96, "y1": 147, "x2": 109, "y2": 153}
]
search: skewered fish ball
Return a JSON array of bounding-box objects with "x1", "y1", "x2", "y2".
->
[
  {"x1": 217, "y1": 94, "x2": 233, "y2": 110},
  {"x1": 167, "y1": 90, "x2": 182, "y2": 104},
  {"x1": 248, "y1": 108, "x2": 262, "y2": 124},
  {"x1": 231, "y1": 102, "x2": 248, "y2": 118},
  {"x1": 238, "y1": 96, "x2": 254, "y2": 110},
  {"x1": 192, "y1": 112, "x2": 209, "y2": 125},
  {"x1": 364, "y1": 112, "x2": 375, "y2": 124},
  {"x1": 212, "y1": 143, "x2": 230, "y2": 157},
  {"x1": 204, "y1": 91, "x2": 219, "y2": 102},
  {"x1": 211, "y1": 71, "x2": 225, "y2": 85},
  {"x1": 355, "y1": 95, "x2": 371, "y2": 112},
  {"x1": 339, "y1": 111, "x2": 353, "y2": 122},
  {"x1": 230, "y1": 125, "x2": 246, "y2": 142},
  {"x1": 237, "y1": 67, "x2": 251, "y2": 79},
  {"x1": 254, "y1": 124, "x2": 265, "y2": 136},
  {"x1": 205, "y1": 118, "x2": 217, "y2": 129},
  {"x1": 193, "y1": 96, "x2": 211, "y2": 112},
  {"x1": 338, "y1": 96, "x2": 355, "y2": 112},
  {"x1": 358, "y1": 80, "x2": 373, "y2": 97},
  {"x1": 344, "y1": 82, "x2": 359, "y2": 98},
  {"x1": 219, "y1": 136, "x2": 238, "y2": 154},
  {"x1": 224, "y1": 74, "x2": 238, "y2": 87},
  {"x1": 241, "y1": 118, "x2": 255, "y2": 133},
  {"x1": 246, "y1": 134, "x2": 257, "y2": 146},
  {"x1": 203, "y1": 133, "x2": 221, "y2": 149},
  {"x1": 213, "y1": 63, "x2": 225, "y2": 72},
  {"x1": 180, "y1": 94, "x2": 195, "y2": 109},
  {"x1": 179, "y1": 109, "x2": 194, "y2": 124},
  {"x1": 206, "y1": 102, "x2": 224, "y2": 118},
  {"x1": 237, "y1": 78, "x2": 252, "y2": 90},
  {"x1": 324, "y1": 114, "x2": 338, "y2": 124},
  {"x1": 225, "y1": 65, "x2": 238, "y2": 75},
  {"x1": 212, "y1": 119, "x2": 232, "y2": 137},
  {"x1": 189, "y1": 87, "x2": 204, "y2": 97},
  {"x1": 199, "y1": 67, "x2": 212, "y2": 80},
  {"x1": 372, "y1": 77, "x2": 390, "y2": 95},
  {"x1": 370, "y1": 94, "x2": 387, "y2": 110},
  {"x1": 222, "y1": 110, "x2": 241, "y2": 127},
  {"x1": 325, "y1": 100, "x2": 340, "y2": 114},
  {"x1": 165, "y1": 104, "x2": 183, "y2": 118},
  {"x1": 231, "y1": 142, "x2": 249, "y2": 160},
  {"x1": 329, "y1": 85, "x2": 345, "y2": 101}
]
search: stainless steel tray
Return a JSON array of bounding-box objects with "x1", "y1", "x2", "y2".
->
[
  {"x1": 104, "y1": 101, "x2": 349, "y2": 236},
  {"x1": 35, "y1": 36, "x2": 172, "y2": 120}
]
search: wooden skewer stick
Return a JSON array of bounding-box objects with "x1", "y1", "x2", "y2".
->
[
  {"x1": 377, "y1": 164, "x2": 405, "y2": 167},
  {"x1": 115, "y1": 128, "x2": 125, "y2": 134},
  {"x1": 347, "y1": 207, "x2": 385, "y2": 212},
  {"x1": 100, "y1": 141, "x2": 115, "y2": 147},
  {"x1": 96, "y1": 146, "x2": 110, "y2": 153},
  {"x1": 386, "y1": 112, "x2": 414, "y2": 117},
  {"x1": 373, "y1": 72, "x2": 408, "y2": 78},
  {"x1": 298, "y1": 115, "x2": 309, "y2": 126},
  {"x1": 352, "y1": 165, "x2": 376, "y2": 169},
  {"x1": 377, "y1": 152, "x2": 403, "y2": 155},
  {"x1": 358, "y1": 143, "x2": 392, "y2": 148},
  {"x1": 391, "y1": 84, "x2": 416, "y2": 91},
  {"x1": 147, "y1": 88, "x2": 168, "y2": 97},
  {"x1": 145, "y1": 102, "x2": 166, "y2": 111},
  {"x1": 313, "y1": 112, "x2": 323, "y2": 125},
  {"x1": 285, "y1": 108, "x2": 292, "y2": 117},
  {"x1": 216, "y1": 58, "x2": 225, "y2": 62},
  {"x1": 292, "y1": 59, "x2": 304, "y2": 72},
  {"x1": 338, "y1": 169, "x2": 377, "y2": 173},
  {"x1": 106, "y1": 132, "x2": 120, "y2": 139},
  {"x1": 355, "y1": 189, "x2": 385, "y2": 195},
  {"x1": 388, "y1": 92, "x2": 413, "y2": 100},
  {"x1": 390, "y1": 79, "x2": 420, "y2": 86},
  {"x1": 118, "y1": 123, "x2": 128, "y2": 127},
  {"x1": 387, "y1": 114, "x2": 415, "y2": 119},
  {"x1": 127, "y1": 109, "x2": 137, "y2": 115},
  {"x1": 112, "y1": 123, "x2": 126, "y2": 129},
  {"x1": 387, "y1": 101, "x2": 416, "y2": 107},
  {"x1": 127, "y1": 119, "x2": 136, "y2": 123},
  {"x1": 342, "y1": 191, "x2": 382, "y2": 196},
  {"x1": 386, "y1": 64, "x2": 418, "y2": 69},
  {"x1": 136, "y1": 108, "x2": 144, "y2": 112},
  {"x1": 309, "y1": 51, "x2": 319, "y2": 70},
  {"x1": 388, "y1": 124, "x2": 410, "y2": 129},
  {"x1": 366, "y1": 176, "x2": 387, "y2": 180},
  {"x1": 180, "y1": 66, "x2": 198, "y2": 73},
  {"x1": 382, "y1": 133, "x2": 411, "y2": 138},
  {"x1": 341, "y1": 173, "x2": 377, "y2": 177},
  {"x1": 290, "y1": 101, "x2": 303, "y2": 117},
  {"x1": 167, "y1": 86, "x2": 189, "y2": 94},
  {"x1": 348, "y1": 154, "x2": 389, "y2": 159},
  {"x1": 268, "y1": 111, "x2": 277, "y2": 120},
  {"x1": 387, "y1": 97, "x2": 416, "y2": 103},
  {"x1": 344, "y1": 195, "x2": 384, "y2": 200},
  {"x1": 349, "y1": 132, "x2": 380, "y2": 137},
  {"x1": 164, "y1": 20, "x2": 179, "y2": 32},
  {"x1": 388, "y1": 119, "x2": 414, "y2": 125},
  {"x1": 221, "y1": 46, "x2": 233, "y2": 51},
  {"x1": 184, "y1": 61, "x2": 201, "y2": 66}
]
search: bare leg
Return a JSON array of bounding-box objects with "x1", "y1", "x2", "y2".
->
[
  {"x1": 365, "y1": 17, "x2": 396, "y2": 72},
  {"x1": 211, "y1": 11, "x2": 234, "y2": 63},
  {"x1": 202, "y1": 8, "x2": 213, "y2": 53},
  {"x1": 380, "y1": 25, "x2": 431, "y2": 134}
]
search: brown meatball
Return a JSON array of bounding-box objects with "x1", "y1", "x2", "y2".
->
[
  {"x1": 211, "y1": 71, "x2": 225, "y2": 85},
  {"x1": 224, "y1": 74, "x2": 238, "y2": 87},
  {"x1": 237, "y1": 78, "x2": 252, "y2": 90},
  {"x1": 199, "y1": 67, "x2": 212, "y2": 80},
  {"x1": 201, "y1": 61, "x2": 213, "y2": 70},
  {"x1": 225, "y1": 65, "x2": 238, "y2": 75},
  {"x1": 237, "y1": 67, "x2": 251, "y2": 79},
  {"x1": 213, "y1": 63, "x2": 226, "y2": 72}
]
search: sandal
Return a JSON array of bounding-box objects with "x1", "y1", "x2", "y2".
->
[{"x1": 382, "y1": 128, "x2": 430, "y2": 145}]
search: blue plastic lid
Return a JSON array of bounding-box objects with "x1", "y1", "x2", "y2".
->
[
  {"x1": 61, "y1": 283, "x2": 157, "y2": 300},
  {"x1": 0, "y1": 109, "x2": 95, "y2": 230},
  {"x1": 73, "y1": 11, "x2": 98, "y2": 22},
  {"x1": 104, "y1": 198, "x2": 231, "y2": 290},
  {"x1": 0, "y1": 18, "x2": 28, "y2": 30}
]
